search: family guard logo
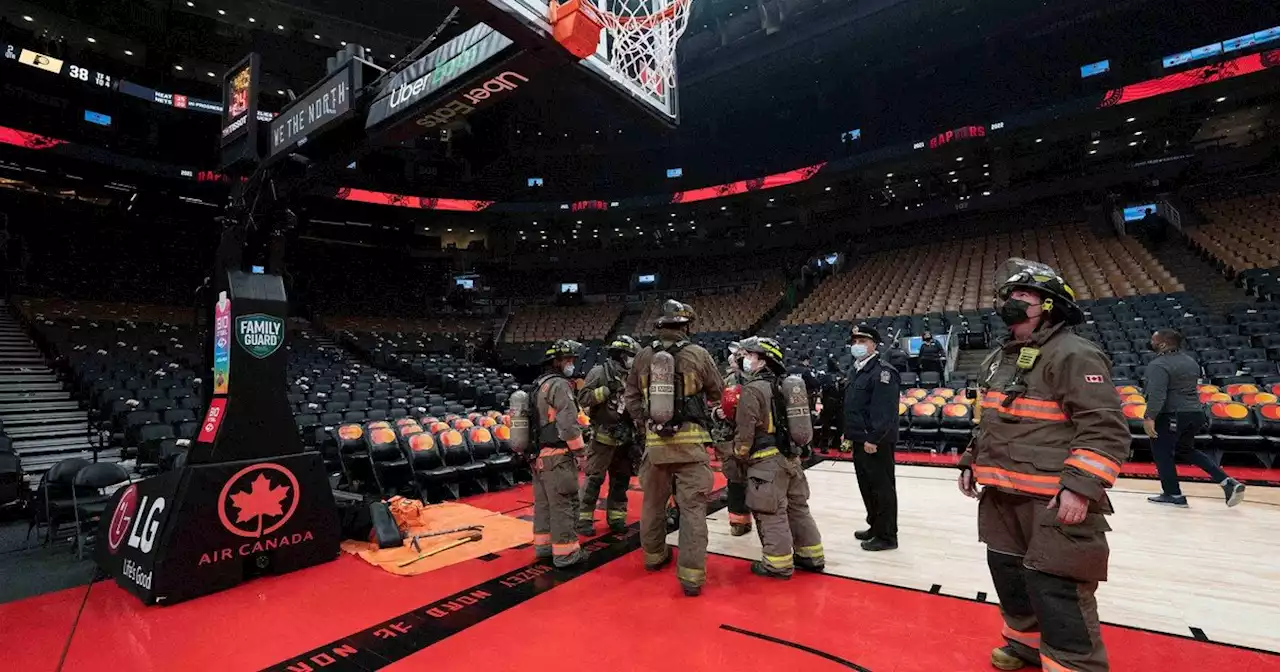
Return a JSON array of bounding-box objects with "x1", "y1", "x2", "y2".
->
[{"x1": 235, "y1": 313, "x2": 283, "y2": 359}]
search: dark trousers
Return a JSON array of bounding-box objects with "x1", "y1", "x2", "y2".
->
[
  {"x1": 852, "y1": 446, "x2": 897, "y2": 540},
  {"x1": 1152, "y1": 412, "x2": 1229, "y2": 496}
]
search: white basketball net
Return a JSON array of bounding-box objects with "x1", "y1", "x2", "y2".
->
[{"x1": 579, "y1": 0, "x2": 692, "y2": 102}]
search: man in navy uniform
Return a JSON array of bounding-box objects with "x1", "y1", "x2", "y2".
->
[{"x1": 841, "y1": 324, "x2": 901, "y2": 551}]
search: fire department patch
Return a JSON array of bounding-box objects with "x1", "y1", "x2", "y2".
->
[
  {"x1": 880, "y1": 370, "x2": 891, "y2": 384},
  {"x1": 1084, "y1": 374, "x2": 1104, "y2": 384}
]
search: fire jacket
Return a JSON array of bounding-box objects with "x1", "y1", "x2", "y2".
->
[
  {"x1": 624, "y1": 329, "x2": 724, "y2": 464},
  {"x1": 958, "y1": 323, "x2": 1130, "y2": 505},
  {"x1": 534, "y1": 373, "x2": 586, "y2": 453},
  {"x1": 734, "y1": 374, "x2": 781, "y2": 460},
  {"x1": 578, "y1": 360, "x2": 629, "y2": 446}
]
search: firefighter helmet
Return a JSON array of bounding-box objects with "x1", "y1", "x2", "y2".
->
[
  {"x1": 655, "y1": 299, "x2": 697, "y2": 327},
  {"x1": 996, "y1": 258, "x2": 1084, "y2": 325},
  {"x1": 607, "y1": 335, "x2": 640, "y2": 356},
  {"x1": 738, "y1": 336, "x2": 786, "y2": 370},
  {"x1": 541, "y1": 339, "x2": 583, "y2": 363}
]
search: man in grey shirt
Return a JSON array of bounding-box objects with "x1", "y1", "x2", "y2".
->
[{"x1": 1143, "y1": 329, "x2": 1246, "y2": 507}]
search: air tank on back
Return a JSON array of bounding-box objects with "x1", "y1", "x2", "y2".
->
[
  {"x1": 647, "y1": 350, "x2": 676, "y2": 425},
  {"x1": 507, "y1": 389, "x2": 531, "y2": 453},
  {"x1": 780, "y1": 374, "x2": 813, "y2": 447}
]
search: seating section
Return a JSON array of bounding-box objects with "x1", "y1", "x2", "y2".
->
[
  {"x1": 894, "y1": 379, "x2": 1280, "y2": 467},
  {"x1": 787, "y1": 224, "x2": 1181, "y2": 325},
  {"x1": 504, "y1": 304, "x2": 622, "y2": 343},
  {"x1": 1189, "y1": 191, "x2": 1280, "y2": 276},
  {"x1": 636, "y1": 278, "x2": 786, "y2": 336}
]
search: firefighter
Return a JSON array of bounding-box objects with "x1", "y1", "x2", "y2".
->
[
  {"x1": 576, "y1": 335, "x2": 641, "y2": 535},
  {"x1": 530, "y1": 339, "x2": 589, "y2": 567},
  {"x1": 841, "y1": 324, "x2": 901, "y2": 551},
  {"x1": 734, "y1": 336, "x2": 824, "y2": 578},
  {"x1": 957, "y1": 258, "x2": 1130, "y2": 672},
  {"x1": 624, "y1": 300, "x2": 724, "y2": 596},
  {"x1": 714, "y1": 341, "x2": 752, "y2": 536}
]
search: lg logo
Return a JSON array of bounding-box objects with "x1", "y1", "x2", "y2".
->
[{"x1": 108, "y1": 486, "x2": 166, "y2": 555}]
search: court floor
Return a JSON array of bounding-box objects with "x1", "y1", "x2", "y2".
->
[
  {"x1": 698, "y1": 462, "x2": 1280, "y2": 654},
  {"x1": 3, "y1": 461, "x2": 1278, "y2": 671}
]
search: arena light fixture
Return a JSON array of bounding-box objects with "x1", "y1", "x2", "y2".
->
[
  {"x1": 982, "y1": 191, "x2": 991, "y2": 196},
  {"x1": 341, "y1": 41, "x2": 347, "y2": 46},
  {"x1": 956, "y1": 156, "x2": 964, "y2": 161},
  {"x1": 249, "y1": 17, "x2": 256, "y2": 22},
  {"x1": 1134, "y1": 130, "x2": 1143, "y2": 136},
  {"x1": 277, "y1": 24, "x2": 285, "y2": 30},
  {"x1": 124, "y1": 50, "x2": 134, "y2": 55},
  {"x1": 469, "y1": 229, "x2": 475, "y2": 233},
  {"x1": 314, "y1": 34, "x2": 321, "y2": 39},
  {"x1": 824, "y1": 186, "x2": 832, "y2": 191},
  {"x1": 886, "y1": 172, "x2": 894, "y2": 177},
  {"x1": 720, "y1": 205, "x2": 727, "y2": 210},
  {"x1": 87, "y1": 37, "x2": 96, "y2": 43},
  {"x1": 390, "y1": 54, "x2": 396, "y2": 59},
  {"x1": 768, "y1": 198, "x2": 775, "y2": 202},
  {"x1": 217, "y1": 9, "x2": 226, "y2": 15},
  {"x1": 1089, "y1": 149, "x2": 1097, "y2": 154},
  {"x1": 447, "y1": 228, "x2": 453, "y2": 232},
  {"x1": 1035, "y1": 138, "x2": 1043, "y2": 143},
  {"x1": 276, "y1": 89, "x2": 284, "y2": 95},
  {"x1": 22, "y1": 15, "x2": 33, "y2": 21},
  {"x1": 174, "y1": 65, "x2": 184, "y2": 71},
  {"x1": 1126, "y1": 117, "x2": 1136, "y2": 123},
  {"x1": 186, "y1": 1, "x2": 194, "y2": 5},
  {"x1": 948, "y1": 170, "x2": 955, "y2": 175},
  {"x1": 1216, "y1": 96, "x2": 1227, "y2": 102},
  {"x1": 1129, "y1": 141, "x2": 1138, "y2": 146},
  {"x1": 207, "y1": 71, "x2": 215, "y2": 77},
  {"x1": 1092, "y1": 139, "x2": 1100, "y2": 145}
]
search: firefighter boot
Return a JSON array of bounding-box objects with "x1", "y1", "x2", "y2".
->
[
  {"x1": 730, "y1": 520, "x2": 753, "y2": 536},
  {"x1": 990, "y1": 645, "x2": 1035, "y2": 670},
  {"x1": 750, "y1": 561, "x2": 792, "y2": 580},
  {"x1": 576, "y1": 517, "x2": 596, "y2": 536}
]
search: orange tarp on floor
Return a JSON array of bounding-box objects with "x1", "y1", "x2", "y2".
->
[{"x1": 340, "y1": 502, "x2": 533, "y2": 576}]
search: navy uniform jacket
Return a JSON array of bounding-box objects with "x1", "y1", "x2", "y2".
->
[{"x1": 842, "y1": 356, "x2": 901, "y2": 447}]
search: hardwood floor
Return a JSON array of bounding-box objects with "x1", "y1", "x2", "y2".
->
[{"x1": 687, "y1": 461, "x2": 1280, "y2": 654}]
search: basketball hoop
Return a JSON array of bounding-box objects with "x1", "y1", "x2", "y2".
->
[{"x1": 550, "y1": 0, "x2": 692, "y2": 103}]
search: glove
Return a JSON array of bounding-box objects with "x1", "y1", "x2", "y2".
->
[
  {"x1": 734, "y1": 444, "x2": 749, "y2": 459},
  {"x1": 840, "y1": 438, "x2": 853, "y2": 452}
]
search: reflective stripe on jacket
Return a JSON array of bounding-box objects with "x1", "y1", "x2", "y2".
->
[{"x1": 959, "y1": 323, "x2": 1129, "y2": 504}]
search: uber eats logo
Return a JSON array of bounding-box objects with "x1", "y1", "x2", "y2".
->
[{"x1": 236, "y1": 314, "x2": 284, "y2": 359}]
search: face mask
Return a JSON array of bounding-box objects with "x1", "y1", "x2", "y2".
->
[
  {"x1": 563, "y1": 364, "x2": 575, "y2": 377},
  {"x1": 742, "y1": 356, "x2": 760, "y2": 374},
  {"x1": 625, "y1": 356, "x2": 635, "y2": 368},
  {"x1": 923, "y1": 336, "x2": 933, "y2": 342},
  {"x1": 850, "y1": 344, "x2": 869, "y2": 359},
  {"x1": 1000, "y1": 299, "x2": 1040, "y2": 326}
]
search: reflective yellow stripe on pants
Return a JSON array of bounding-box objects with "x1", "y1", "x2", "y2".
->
[
  {"x1": 764, "y1": 552, "x2": 794, "y2": 571},
  {"x1": 795, "y1": 543, "x2": 824, "y2": 561}
]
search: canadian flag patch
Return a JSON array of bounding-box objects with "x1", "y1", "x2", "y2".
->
[{"x1": 1084, "y1": 374, "x2": 1104, "y2": 384}]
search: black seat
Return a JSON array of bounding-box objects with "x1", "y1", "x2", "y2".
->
[
  {"x1": 467, "y1": 426, "x2": 515, "y2": 488},
  {"x1": 0, "y1": 450, "x2": 23, "y2": 512},
  {"x1": 72, "y1": 462, "x2": 131, "y2": 558},
  {"x1": 938, "y1": 402, "x2": 974, "y2": 446},
  {"x1": 440, "y1": 429, "x2": 486, "y2": 494}
]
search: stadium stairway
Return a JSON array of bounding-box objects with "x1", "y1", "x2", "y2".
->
[
  {"x1": 0, "y1": 302, "x2": 97, "y2": 486},
  {"x1": 1151, "y1": 236, "x2": 1246, "y2": 310},
  {"x1": 950, "y1": 349, "x2": 990, "y2": 386},
  {"x1": 613, "y1": 306, "x2": 644, "y2": 340}
]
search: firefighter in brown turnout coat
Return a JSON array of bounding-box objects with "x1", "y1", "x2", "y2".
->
[
  {"x1": 576, "y1": 335, "x2": 641, "y2": 535},
  {"x1": 715, "y1": 341, "x2": 753, "y2": 536},
  {"x1": 957, "y1": 259, "x2": 1130, "y2": 672},
  {"x1": 733, "y1": 337, "x2": 824, "y2": 578},
  {"x1": 624, "y1": 300, "x2": 723, "y2": 596},
  {"x1": 529, "y1": 339, "x2": 589, "y2": 567}
]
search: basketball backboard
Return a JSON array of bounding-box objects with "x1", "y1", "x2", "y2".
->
[{"x1": 457, "y1": 0, "x2": 681, "y2": 125}]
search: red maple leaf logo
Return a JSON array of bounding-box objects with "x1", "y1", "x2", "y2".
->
[{"x1": 229, "y1": 474, "x2": 290, "y2": 537}]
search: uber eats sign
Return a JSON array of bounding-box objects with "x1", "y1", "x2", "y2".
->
[{"x1": 236, "y1": 314, "x2": 284, "y2": 358}]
